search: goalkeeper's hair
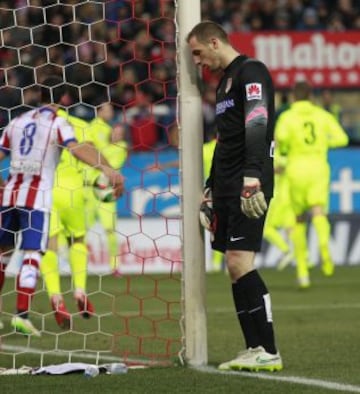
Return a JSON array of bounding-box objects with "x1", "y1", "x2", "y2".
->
[
  {"x1": 186, "y1": 21, "x2": 229, "y2": 44},
  {"x1": 40, "y1": 76, "x2": 69, "y2": 104}
]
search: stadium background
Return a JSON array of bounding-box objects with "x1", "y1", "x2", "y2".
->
[{"x1": 1, "y1": 0, "x2": 360, "y2": 273}]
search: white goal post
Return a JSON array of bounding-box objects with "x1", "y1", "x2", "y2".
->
[{"x1": 176, "y1": 0, "x2": 208, "y2": 366}]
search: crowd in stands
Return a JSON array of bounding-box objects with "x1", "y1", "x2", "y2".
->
[{"x1": 0, "y1": 0, "x2": 360, "y2": 148}]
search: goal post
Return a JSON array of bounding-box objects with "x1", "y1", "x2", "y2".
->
[{"x1": 176, "y1": 0, "x2": 208, "y2": 366}]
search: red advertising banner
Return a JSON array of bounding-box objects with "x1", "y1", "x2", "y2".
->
[{"x1": 230, "y1": 31, "x2": 360, "y2": 88}]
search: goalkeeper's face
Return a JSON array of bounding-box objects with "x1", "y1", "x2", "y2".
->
[{"x1": 188, "y1": 36, "x2": 222, "y2": 73}]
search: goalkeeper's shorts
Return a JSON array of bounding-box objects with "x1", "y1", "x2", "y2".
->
[{"x1": 211, "y1": 196, "x2": 269, "y2": 253}]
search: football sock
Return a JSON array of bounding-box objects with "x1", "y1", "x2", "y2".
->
[
  {"x1": 69, "y1": 242, "x2": 88, "y2": 293},
  {"x1": 292, "y1": 222, "x2": 309, "y2": 279},
  {"x1": 312, "y1": 214, "x2": 332, "y2": 263},
  {"x1": 17, "y1": 252, "x2": 40, "y2": 315},
  {"x1": 264, "y1": 225, "x2": 290, "y2": 254},
  {"x1": 40, "y1": 250, "x2": 61, "y2": 298},
  {"x1": 107, "y1": 231, "x2": 118, "y2": 271},
  {"x1": 232, "y1": 278, "x2": 260, "y2": 349},
  {"x1": 241, "y1": 270, "x2": 277, "y2": 354}
]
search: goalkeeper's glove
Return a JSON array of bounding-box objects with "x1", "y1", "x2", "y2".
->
[
  {"x1": 199, "y1": 187, "x2": 216, "y2": 232},
  {"x1": 240, "y1": 177, "x2": 267, "y2": 219}
]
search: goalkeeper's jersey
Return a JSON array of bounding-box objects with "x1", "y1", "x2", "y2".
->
[
  {"x1": 275, "y1": 101, "x2": 349, "y2": 173},
  {"x1": 208, "y1": 55, "x2": 275, "y2": 198},
  {"x1": 55, "y1": 109, "x2": 94, "y2": 189}
]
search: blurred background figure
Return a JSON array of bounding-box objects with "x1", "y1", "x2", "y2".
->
[
  {"x1": 321, "y1": 89, "x2": 343, "y2": 124},
  {"x1": 86, "y1": 103, "x2": 128, "y2": 276},
  {"x1": 275, "y1": 81, "x2": 349, "y2": 289}
]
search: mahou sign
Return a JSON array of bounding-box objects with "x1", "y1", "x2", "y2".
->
[{"x1": 230, "y1": 32, "x2": 360, "y2": 88}]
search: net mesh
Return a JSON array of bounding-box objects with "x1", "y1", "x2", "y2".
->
[{"x1": 0, "y1": 0, "x2": 182, "y2": 368}]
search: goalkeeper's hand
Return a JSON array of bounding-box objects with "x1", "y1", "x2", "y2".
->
[
  {"x1": 199, "y1": 188, "x2": 216, "y2": 232},
  {"x1": 240, "y1": 177, "x2": 267, "y2": 219}
]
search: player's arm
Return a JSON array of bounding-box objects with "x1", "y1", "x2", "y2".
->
[
  {"x1": 239, "y1": 61, "x2": 271, "y2": 218},
  {"x1": 325, "y1": 112, "x2": 349, "y2": 148},
  {"x1": 66, "y1": 140, "x2": 124, "y2": 197}
]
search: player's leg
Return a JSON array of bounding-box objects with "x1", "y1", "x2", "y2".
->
[
  {"x1": 287, "y1": 173, "x2": 311, "y2": 287},
  {"x1": 215, "y1": 197, "x2": 282, "y2": 372},
  {"x1": 40, "y1": 189, "x2": 72, "y2": 329},
  {"x1": 292, "y1": 217, "x2": 310, "y2": 288},
  {"x1": 311, "y1": 207, "x2": 334, "y2": 276},
  {"x1": 40, "y1": 208, "x2": 62, "y2": 301},
  {"x1": 98, "y1": 201, "x2": 119, "y2": 274},
  {"x1": 0, "y1": 207, "x2": 17, "y2": 330},
  {"x1": 11, "y1": 208, "x2": 49, "y2": 337},
  {"x1": 63, "y1": 187, "x2": 94, "y2": 318},
  {"x1": 264, "y1": 175, "x2": 295, "y2": 270},
  {"x1": 308, "y1": 171, "x2": 334, "y2": 276},
  {"x1": 68, "y1": 235, "x2": 94, "y2": 318},
  {"x1": 212, "y1": 250, "x2": 224, "y2": 272},
  {"x1": 264, "y1": 211, "x2": 293, "y2": 271}
]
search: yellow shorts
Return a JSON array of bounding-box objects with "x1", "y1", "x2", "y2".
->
[
  {"x1": 286, "y1": 163, "x2": 330, "y2": 216},
  {"x1": 49, "y1": 184, "x2": 86, "y2": 238}
]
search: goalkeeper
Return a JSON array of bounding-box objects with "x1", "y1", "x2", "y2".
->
[
  {"x1": 188, "y1": 21, "x2": 282, "y2": 372},
  {"x1": 84, "y1": 103, "x2": 128, "y2": 276},
  {"x1": 40, "y1": 110, "x2": 110, "y2": 329},
  {"x1": 275, "y1": 81, "x2": 348, "y2": 289}
]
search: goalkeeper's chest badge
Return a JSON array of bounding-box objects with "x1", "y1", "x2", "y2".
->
[{"x1": 225, "y1": 78, "x2": 232, "y2": 93}]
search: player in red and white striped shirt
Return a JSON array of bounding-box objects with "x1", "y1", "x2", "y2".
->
[{"x1": 0, "y1": 78, "x2": 124, "y2": 336}]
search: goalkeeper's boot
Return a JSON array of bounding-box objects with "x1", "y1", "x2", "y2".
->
[
  {"x1": 276, "y1": 251, "x2": 294, "y2": 271},
  {"x1": 218, "y1": 348, "x2": 252, "y2": 371},
  {"x1": 11, "y1": 316, "x2": 41, "y2": 337},
  {"x1": 219, "y1": 346, "x2": 283, "y2": 372},
  {"x1": 76, "y1": 294, "x2": 95, "y2": 319},
  {"x1": 51, "y1": 297, "x2": 71, "y2": 329}
]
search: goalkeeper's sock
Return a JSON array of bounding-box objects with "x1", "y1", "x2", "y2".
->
[
  {"x1": 292, "y1": 222, "x2": 309, "y2": 282},
  {"x1": 232, "y1": 276, "x2": 260, "y2": 349},
  {"x1": 241, "y1": 270, "x2": 277, "y2": 354},
  {"x1": 69, "y1": 242, "x2": 88, "y2": 293},
  {"x1": 106, "y1": 231, "x2": 119, "y2": 271},
  {"x1": 40, "y1": 250, "x2": 61, "y2": 298},
  {"x1": 312, "y1": 214, "x2": 332, "y2": 263},
  {"x1": 264, "y1": 225, "x2": 290, "y2": 254}
]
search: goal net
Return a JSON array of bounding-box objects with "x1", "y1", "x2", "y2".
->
[{"x1": 0, "y1": 0, "x2": 194, "y2": 368}]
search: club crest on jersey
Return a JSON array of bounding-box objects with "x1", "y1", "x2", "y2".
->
[
  {"x1": 245, "y1": 83, "x2": 262, "y2": 101},
  {"x1": 225, "y1": 77, "x2": 232, "y2": 93}
]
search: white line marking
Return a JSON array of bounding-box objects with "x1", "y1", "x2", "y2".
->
[{"x1": 195, "y1": 366, "x2": 360, "y2": 393}]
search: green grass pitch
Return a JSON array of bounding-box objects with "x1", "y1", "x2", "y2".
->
[{"x1": 1, "y1": 265, "x2": 360, "y2": 394}]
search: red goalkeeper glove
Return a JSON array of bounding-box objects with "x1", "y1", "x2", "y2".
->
[{"x1": 240, "y1": 177, "x2": 267, "y2": 219}]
